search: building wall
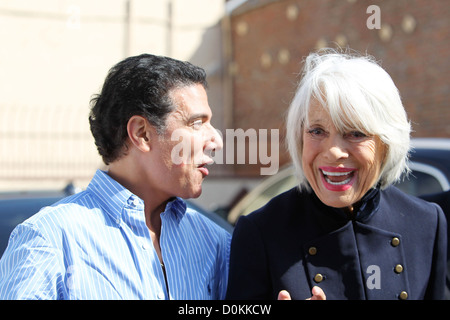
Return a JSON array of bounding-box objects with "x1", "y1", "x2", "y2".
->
[
  {"x1": 228, "y1": 0, "x2": 450, "y2": 176},
  {"x1": 0, "y1": 0, "x2": 225, "y2": 191}
]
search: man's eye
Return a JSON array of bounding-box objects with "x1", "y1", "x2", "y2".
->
[{"x1": 192, "y1": 119, "x2": 203, "y2": 129}]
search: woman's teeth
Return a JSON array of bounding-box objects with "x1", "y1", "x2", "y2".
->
[{"x1": 321, "y1": 170, "x2": 354, "y2": 185}]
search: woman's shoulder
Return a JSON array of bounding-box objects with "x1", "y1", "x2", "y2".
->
[
  {"x1": 255, "y1": 186, "x2": 303, "y2": 207},
  {"x1": 381, "y1": 185, "x2": 444, "y2": 221},
  {"x1": 245, "y1": 186, "x2": 311, "y2": 223},
  {"x1": 383, "y1": 186, "x2": 440, "y2": 208}
]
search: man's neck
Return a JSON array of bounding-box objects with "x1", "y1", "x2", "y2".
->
[{"x1": 107, "y1": 159, "x2": 169, "y2": 234}]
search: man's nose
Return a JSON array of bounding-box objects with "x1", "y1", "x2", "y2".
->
[{"x1": 205, "y1": 125, "x2": 223, "y2": 152}]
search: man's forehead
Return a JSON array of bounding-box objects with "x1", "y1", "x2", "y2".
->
[{"x1": 169, "y1": 85, "x2": 211, "y2": 119}]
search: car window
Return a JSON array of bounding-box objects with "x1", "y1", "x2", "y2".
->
[{"x1": 394, "y1": 170, "x2": 444, "y2": 196}]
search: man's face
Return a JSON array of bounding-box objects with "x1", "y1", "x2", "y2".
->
[{"x1": 148, "y1": 84, "x2": 222, "y2": 200}]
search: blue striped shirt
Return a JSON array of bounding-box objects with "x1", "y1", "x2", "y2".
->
[{"x1": 0, "y1": 170, "x2": 230, "y2": 300}]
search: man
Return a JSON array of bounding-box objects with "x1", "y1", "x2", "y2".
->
[{"x1": 0, "y1": 54, "x2": 229, "y2": 299}]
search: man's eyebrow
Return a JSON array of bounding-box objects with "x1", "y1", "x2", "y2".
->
[{"x1": 188, "y1": 113, "x2": 210, "y2": 121}]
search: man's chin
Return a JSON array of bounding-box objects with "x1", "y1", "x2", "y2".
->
[
  {"x1": 192, "y1": 188, "x2": 202, "y2": 199},
  {"x1": 183, "y1": 186, "x2": 203, "y2": 200}
]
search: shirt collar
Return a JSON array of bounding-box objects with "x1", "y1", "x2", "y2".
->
[
  {"x1": 162, "y1": 197, "x2": 187, "y2": 223},
  {"x1": 87, "y1": 170, "x2": 137, "y2": 222},
  {"x1": 87, "y1": 169, "x2": 187, "y2": 224}
]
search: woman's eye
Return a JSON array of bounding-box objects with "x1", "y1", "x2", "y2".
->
[
  {"x1": 192, "y1": 119, "x2": 203, "y2": 130},
  {"x1": 345, "y1": 131, "x2": 368, "y2": 140},
  {"x1": 307, "y1": 128, "x2": 326, "y2": 137}
]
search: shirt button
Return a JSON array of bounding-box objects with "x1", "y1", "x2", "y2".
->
[
  {"x1": 308, "y1": 247, "x2": 317, "y2": 256},
  {"x1": 394, "y1": 264, "x2": 404, "y2": 273},
  {"x1": 157, "y1": 291, "x2": 165, "y2": 299},
  {"x1": 133, "y1": 198, "x2": 140, "y2": 206},
  {"x1": 314, "y1": 273, "x2": 324, "y2": 283},
  {"x1": 399, "y1": 291, "x2": 408, "y2": 300},
  {"x1": 391, "y1": 237, "x2": 400, "y2": 247}
]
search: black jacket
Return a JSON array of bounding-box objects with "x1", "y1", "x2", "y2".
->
[
  {"x1": 226, "y1": 186, "x2": 447, "y2": 300},
  {"x1": 420, "y1": 189, "x2": 450, "y2": 299}
]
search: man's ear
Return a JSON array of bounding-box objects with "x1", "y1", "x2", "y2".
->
[{"x1": 127, "y1": 115, "x2": 152, "y2": 152}]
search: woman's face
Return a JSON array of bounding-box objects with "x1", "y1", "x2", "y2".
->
[{"x1": 302, "y1": 102, "x2": 386, "y2": 211}]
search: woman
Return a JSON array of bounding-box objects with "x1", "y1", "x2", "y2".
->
[{"x1": 226, "y1": 49, "x2": 447, "y2": 300}]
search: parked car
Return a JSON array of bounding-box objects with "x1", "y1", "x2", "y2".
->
[
  {"x1": 228, "y1": 138, "x2": 450, "y2": 224},
  {"x1": 0, "y1": 186, "x2": 233, "y2": 257}
]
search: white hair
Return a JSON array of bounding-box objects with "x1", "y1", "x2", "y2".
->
[{"x1": 286, "y1": 49, "x2": 411, "y2": 190}]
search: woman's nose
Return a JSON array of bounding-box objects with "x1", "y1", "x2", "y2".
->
[{"x1": 324, "y1": 135, "x2": 349, "y2": 161}]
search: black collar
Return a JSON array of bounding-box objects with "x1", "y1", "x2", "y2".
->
[{"x1": 310, "y1": 186, "x2": 381, "y2": 228}]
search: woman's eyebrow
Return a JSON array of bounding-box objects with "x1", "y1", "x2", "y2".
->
[{"x1": 306, "y1": 118, "x2": 325, "y2": 125}]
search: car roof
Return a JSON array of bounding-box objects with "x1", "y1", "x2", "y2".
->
[
  {"x1": 411, "y1": 138, "x2": 450, "y2": 150},
  {"x1": 410, "y1": 144, "x2": 450, "y2": 177}
]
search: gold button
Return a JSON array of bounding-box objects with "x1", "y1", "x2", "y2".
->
[
  {"x1": 399, "y1": 291, "x2": 408, "y2": 300},
  {"x1": 395, "y1": 264, "x2": 404, "y2": 273},
  {"x1": 391, "y1": 237, "x2": 400, "y2": 247},
  {"x1": 308, "y1": 247, "x2": 317, "y2": 256},
  {"x1": 314, "y1": 273, "x2": 324, "y2": 283}
]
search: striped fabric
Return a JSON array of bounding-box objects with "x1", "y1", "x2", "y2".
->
[{"x1": 0, "y1": 170, "x2": 230, "y2": 300}]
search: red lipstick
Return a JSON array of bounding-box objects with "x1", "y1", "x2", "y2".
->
[{"x1": 319, "y1": 166, "x2": 357, "y2": 191}]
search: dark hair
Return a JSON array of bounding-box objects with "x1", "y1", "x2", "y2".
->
[{"x1": 89, "y1": 54, "x2": 208, "y2": 165}]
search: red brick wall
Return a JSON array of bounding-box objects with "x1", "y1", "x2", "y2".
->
[{"x1": 229, "y1": 0, "x2": 450, "y2": 175}]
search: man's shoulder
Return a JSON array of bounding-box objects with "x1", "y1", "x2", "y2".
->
[
  {"x1": 185, "y1": 206, "x2": 229, "y2": 229},
  {"x1": 182, "y1": 205, "x2": 232, "y2": 243},
  {"x1": 20, "y1": 190, "x2": 102, "y2": 236}
]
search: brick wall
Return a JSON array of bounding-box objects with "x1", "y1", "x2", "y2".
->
[{"x1": 229, "y1": 0, "x2": 450, "y2": 175}]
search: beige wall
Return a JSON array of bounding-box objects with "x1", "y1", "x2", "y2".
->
[{"x1": 0, "y1": 0, "x2": 225, "y2": 191}]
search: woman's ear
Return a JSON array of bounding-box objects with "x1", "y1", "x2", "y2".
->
[{"x1": 127, "y1": 115, "x2": 151, "y2": 152}]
